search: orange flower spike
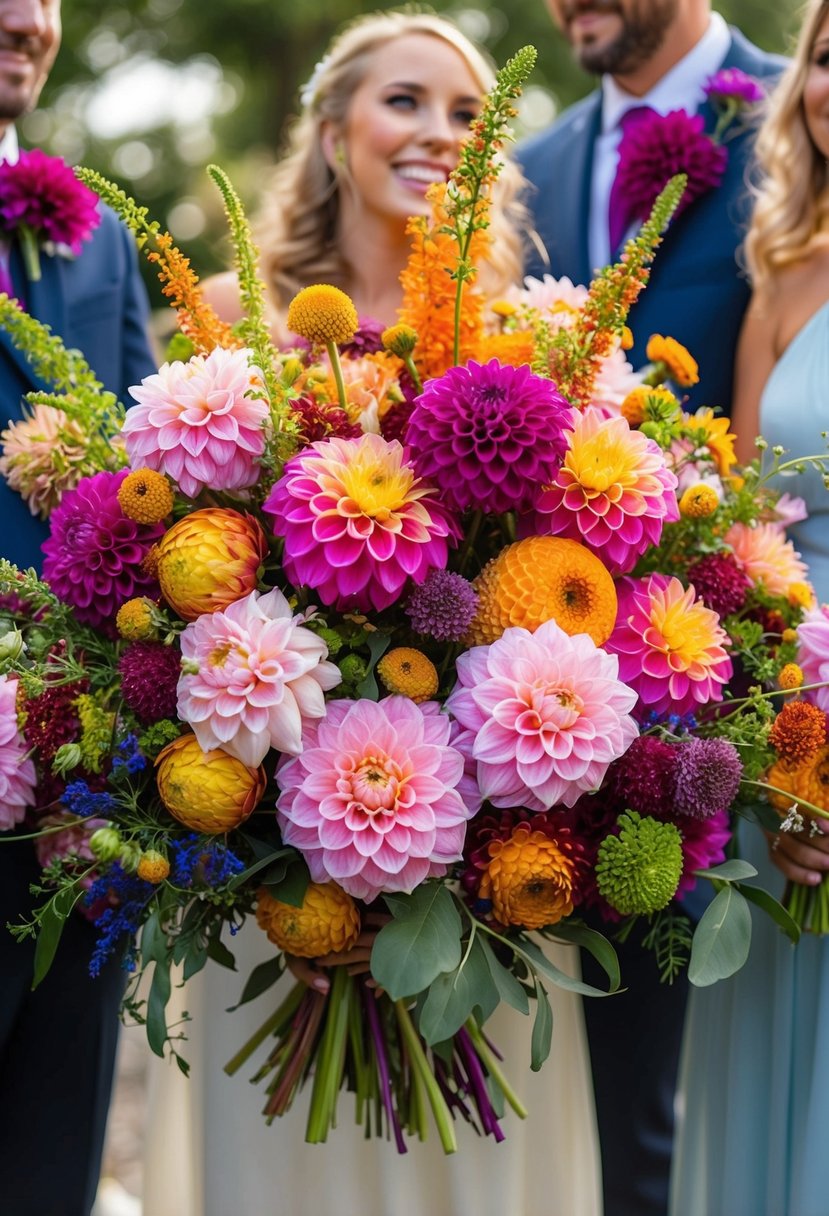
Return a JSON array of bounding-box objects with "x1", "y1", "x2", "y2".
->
[{"x1": 147, "y1": 231, "x2": 241, "y2": 355}]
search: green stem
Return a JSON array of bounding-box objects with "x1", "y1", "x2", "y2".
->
[
  {"x1": 306, "y1": 965, "x2": 350, "y2": 1143},
  {"x1": 224, "y1": 980, "x2": 305, "y2": 1075},
  {"x1": 457, "y1": 509, "x2": 483, "y2": 577},
  {"x1": 326, "y1": 341, "x2": 349, "y2": 415},
  {"x1": 394, "y1": 999, "x2": 457, "y2": 1154},
  {"x1": 403, "y1": 353, "x2": 422, "y2": 395},
  {"x1": 742, "y1": 778, "x2": 829, "y2": 821},
  {"x1": 18, "y1": 225, "x2": 41, "y2": 283},
  {"x1": 464, "y1": 1018, "x2": 528, "y2": 1119}
]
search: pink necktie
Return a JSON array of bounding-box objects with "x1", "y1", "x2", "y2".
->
[{"x1": 607, "y1": 105, "x2": 656, "y2": 253}]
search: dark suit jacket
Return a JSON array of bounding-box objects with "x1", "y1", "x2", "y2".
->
[
  {"x1": 517, "y1": 29, "x2": 785, "y2": 415},
  {"x1": 0, "y1": 203, "x2": 155, "y2": 571}
]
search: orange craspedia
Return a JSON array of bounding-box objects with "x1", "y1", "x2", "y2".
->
[
  {"x1": 136, "y1": 849, "x2": 170, "y2": 884},
  {"x1": 156, "y1": 733, "x2": 265, "y2": 832},
  {"x1": 155, "y1": 507, "x2": 268, "y2": 621},
  {"x1": 468, "y1": 535, "x2": 618, "y2": 647},
  {"x1": 646, "y1": 334, "x2": 699, "y2": 387},
  {"x1": 769, "y1": 701, "x2": 827, "y2": 765},
  {"x1": 679, "y1": 483, "x2": 719, "y2": 519},
  {"x1": 286, "y1": 285, "x2": 358, "y2": 347},
  {"x1": 778, "y1": 663, "x2": 805, "y2": 691},
  {"x1": 480, "y1": 824, "x2": 577, "y2": 929},
  {"x1": 256, "y1": 882, "x2": 361, "y2": 958},
  {"x1": 117, "y1": 468, "x2": 175, "y2": 524},
  {"x1": 376, "y1": 648, "x2": 439, "y2": 703}
]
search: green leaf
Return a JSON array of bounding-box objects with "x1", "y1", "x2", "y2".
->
[
  {"x1": 228, "y1": 846, "x2": 295, "y2": 890},
  {"x1": 229, "y1": 954, "x2": 285, "y2": 1010},
  {"x1": 182, "y1": 945, "x2": 208, "y2": 982},
  {"x1": 371, "y1": 884, "x2": 462, "y2": 999},
  {"x1": 141, "y1": 909, "x2": 167, "y2": 968},
  {"x1": 264, "y1": 858, "x2": 310, "y2": 908},
  {"x1": 32, "y1": 901, "x2": 67, "y2": 990},
  {"x1": 518, "y1": 938, "x2": 614, "y2": 998},
  {"x1": 688, "y1": 886, "x2": 752, "y2": 986},
  {"x1": 737, "y1": 883, "x2": 800, "y2": 945},
  {"x1": 530, "y1": 980, "x2": 553, "y2": 1071},
  {"x1": 419, "y1": 936, "x2": 499, "y2": 1044},
  {"x1": 147, "y1": 959, "x2": 172, "y2": 1058},
  {"x1": 695, "y1": 859, "x2": 758, "y2": 882},
  {"x1": 550, "y1": 922, "x2": 621, "y2": 993},
  {"x1": 478, "y1": 938, "x2": 529, "y2": 1015},
  {"x1": 355, "y1": 631, "x2": 391, "y2": 700},
  {"x1": 206, "y1": 933, "x2": 236, "y2": 970}
]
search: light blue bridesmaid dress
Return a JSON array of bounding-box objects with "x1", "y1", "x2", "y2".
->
[{"x1": 670, "y1": 300, "x2": 829, "y2": 1216}]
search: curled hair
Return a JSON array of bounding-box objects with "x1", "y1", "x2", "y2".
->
[
  {"x1": 746, "y1": 0, "x2": 829, "y2": 288},
  {"x1": 255, "y1": 8, "x2": 526, "y2": 312}
]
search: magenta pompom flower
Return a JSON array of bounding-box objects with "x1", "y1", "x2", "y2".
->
[
  {"x1": 177, "y1": 586, "x2": 341, "y2": 767},
  {"x1": 613, "y1": 109, "x2": 728, "y2": 232},
  {"x1": 445, "y1": 618, "x2": 638, "y2": 812},
  {"x1": 405, "y1": 358, "x2": 573, "y2": 515},
  {"x1": 0, "y1": 149, "x2": 100, "y2": 268},
  {"x1": 264, "y1": 432, "x2": 458, "y2": 613},
  {"x1": 0, "y1": 674, "x2": 36, "y2": 830},
  {"x1": 119, "y1": 641, "x2": 181, "y2": 724},
  {"x1": 276, "y1": 696, "x2": 480, "y2": 902},
  {"x1": 797, "y1": 603, "x2": 829, "y2": 713},
  {"x1": 675, "y1": 809, "x2": 731, "y2": 897},
  {"x1": 606, "y1": 574, "x2": 733, "y2": 720},
  {"x1": 123, "y1": 347, "x2": 269, "y2": 498},
  {"x1": 703, "y1": 68, "x2": 765, "y2": 107},
  {"x1": 527, "y1": 409, "x2": 679, "y2": 576},
  {"x1": 42, "y1": 469, "x2": 163, "y2": 630}
]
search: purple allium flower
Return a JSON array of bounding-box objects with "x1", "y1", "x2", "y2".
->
[
  {"x1": 675, "y1": 808, "x2": 731, "y2": 896},
  {"x1": 0, "y1": 149, "x2": 100, "y2": 253},
  {"x1": 605, "y1": 735, "x2": 679, "y2": 818},
  {"x1": 672, "y1": 736, "x2": 743, "y2": 819},
  {"x1": 406, "y1": 568, "x2": 479, "y2": 641},
  {"x1": 118, "y1": 641, "x2": 181, "y2": 723},
  {"x1": 405, "y1": 358, "x2": 574, "y2": 515},
  {"x1": 42, "y1": 470, "x2": 163, "y2": 630},
  {"x1": 613, "y1": 109, "x2": 728, "y2": 231},
  {"x1": 687, "y1": 551, "x2": 751, "y2": 619},
  {"x1": 703, "y1": 68, "x2": 765, "y2": 107}
]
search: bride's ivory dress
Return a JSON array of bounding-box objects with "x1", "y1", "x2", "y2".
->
[{"x1": 143, "y1": 923, "x2": 602, "y2": 1216}]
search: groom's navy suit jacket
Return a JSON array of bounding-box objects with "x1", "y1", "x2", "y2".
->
[{"x1": 518, "y1": 29, "x2": 785, "y2": 415}]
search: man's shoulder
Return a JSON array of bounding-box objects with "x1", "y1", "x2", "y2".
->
[
  {"x1": 517, "y1": 90, "x2": 600, "y2": 170},
  {"x1": 725, "y1": 26, "x2": 788, "y2": 79}
]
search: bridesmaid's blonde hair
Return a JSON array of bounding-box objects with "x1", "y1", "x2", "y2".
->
[
  {"x1": 746, "y1": 0, "x2": 829, "y2": 287},
  {"x1": 255, "y1": 9, "x2": 526, "y2": 309}
]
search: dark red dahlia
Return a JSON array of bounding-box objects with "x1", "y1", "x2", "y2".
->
[
  {"x1": 605, "y1": 735, "x2": 679, "y2": 818},
  {"x1": 290, "y1": 395, "x2": 362, "y2": 446},
  {"x1": 687, "y1": 552, "x2": 750, "y2": 619},
  {"x1": 118, "y1": 641, "x2": 181, "y2": 723}
]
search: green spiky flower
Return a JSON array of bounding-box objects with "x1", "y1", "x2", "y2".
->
[{"x1": 596, "y1": 811, "x2": 683, "y2": 916}]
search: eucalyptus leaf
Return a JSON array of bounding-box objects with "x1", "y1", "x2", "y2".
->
[
  {"x1": 206, "y1": 933, "x2": 237, "y2": 970},
  {"x1": 419, "y1": 935, "x2": 499, "y2": 1043},
  {"x1": 141, "y1": 909, "x2": 166, "y2": 968},
  {"x1": 550, "y1": 922, "x2": 621, "y2": 993},
  {"x1": 478, "y1": 937, "x2": 529, "y2": 1015},
  {"x1": 264, "y1": 858, "x2": 310, "y2": 908},
  {"x1": 229, "y1": 954, "x2": 285, "y2": 1010},
  {"x1": 688, "y1": 886, "x2": 752, "y2": 986},
  {"x1": 147, "y1": 959, "x2": 172, "y2": 1058},
  {"x1": 695, "y1": 859, "x2": 758, "y2": 883},
  {"x1": 519, "y1": 938, "x2": 613, "y2": 998},
  {"x1": 229, "y1": 846, "x2": 295, "y2": 890},
  {"x1": 737, "y1": 883, "x2": 800, "y2": 945},
  {"x1": 371, "y1": 884, "x2": 462, "y2": 999},
  {"x1": 182, "y1": 946, "x2": 208, "y2": 982},
  {"x1": 355, "y1": 631, "x2": 391, "y2": 700},
  {"x1": 530, "y1": 980, "x2": 553, "y2": 1071}
]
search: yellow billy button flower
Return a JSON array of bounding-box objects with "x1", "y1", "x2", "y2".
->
[
  {"x1": 679, "y1": 483, "x2": 719, "y2": 518},
  {"x1": 117, "y1": 468, "x2": 175, "y2": 524},
  {"x1": 116, "y1": 596, "x2": 159, "y2": 641},
  {"x1": 381, "y1": 323, "x2": 418, "y2": 358},
  {"x1": 156, "y1": 733, "x2": 266, "y2": 833},
  {"x1": 788, "y1": 581, "x2": 815, "y2": 610},
  {"x1": 779, "y1": 663, "x2": 804, "y2": 691},
  {"x1": 155, "y1": 507, "x2": 268, "y2": 621},
  {"x1": 137, "y1": 849, "x2": 170, "y2": 884},
  {"x1": 286, "y1": 284, "x2": 358, "y2": 347},
  {"x1": 646, "y1": 334, "x2": 699, "y2": 387},
  {"x1": 376, "y1": 647, "x2": 439, "y2": 703},
  {"x1": 256, "y1": 882, "x2": 361, "y2": 958},
  {"x1": 480, "y1": 825, "x2": 577, "y2": 930},
  {"x1": 782, "y1": 628, "x2": 799, "y2": 645}
]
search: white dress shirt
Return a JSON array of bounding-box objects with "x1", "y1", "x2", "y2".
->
[
  {"x1": 0, "y1": 126, "x2": 19, "y2": 166},
  {"x1": 589, "y1": 11, "x2": 732, "y2": 270}
]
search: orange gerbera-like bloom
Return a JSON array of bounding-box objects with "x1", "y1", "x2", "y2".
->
[
  {"x1": 479, "y1": 823, "x2": 578, "y2": 929},
  {"x1": 469, "y1": 535, "x2": 618, "y2": 647},
  {"x1": 320, "y1": 351, "x2": 403, "y2": 430},
  {"x1": 767, "y1": 744, "x2": 829, "y2": 813},
  {"x1": 725, "y1": 522, "x2": 809, "y2": 597},
  {"x1": 646, "y1": 334, "x2": 699, "y2": 386},
  {"x1": 256, "y1": 882, "x2": 361, "y2": 958},
  {"x1": 769, "y1": 700, "x2": 826, "y2": 765},
  {"x1": 685, "y1": 407, "x2": 737, "y2": 477}
]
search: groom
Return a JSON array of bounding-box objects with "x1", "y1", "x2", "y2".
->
[
  {"x1": 0, "y1": 1, "x2": 155, "y2": 1212},
  {"x1": 518, "y1": 2, "x2": 783, "y2": 1212}
]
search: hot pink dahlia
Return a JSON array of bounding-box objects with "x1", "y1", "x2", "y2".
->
[
  {"x1": 263, "y1": 432, "x2": 458, "y2": 613},
  {"x1": 276, "y1": 696, "x2": 480, "y2": 901},
  {"x1": 123, "y1": 346, "x2": 269, "y2": 498},
  {"x1": 797, "y1": 603, "x2": 829, "y2": 713},
  {"x1": 0, "y1": 674, "x2": 36, "y2": 829},
  {"x1": 177, "y1": 586, "x2": 341, "y2": 767},
  {"x1": 404, "y1": 359, "x2": 574, "y2": 515},
  {"x1": 675, "y1": 809, "x2": 731, "y2": 897},
  {"x1": 445, "y1": 618, "x2": 638, "y2": 812},
  {"x1": 606, "y1": 574, "x2": 733, "y2": 721},
  {"x1": 119, "y1": 641, "x2": 181, "y2": 723},
  {"x1": 42, "y1": 470, "x2": 163, "y2": 629},
  {"x1": 0, "y1": 149, "x2": 100, "y2": 253},
  {"x1": 725, "y1": 522, "x2": 809, "y2": 597},
  {"x1": 527, "y1": 409, "x2": 679, "y2": 576}
]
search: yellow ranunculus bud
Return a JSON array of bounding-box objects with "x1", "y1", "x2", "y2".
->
[
  {"x1": 156, "y1": 733, "x2": 265, "y2": 833},
  {"x1": 256, "y1": 882, "x2": 361, "y2": 958},
  {"x1": 155, "y1": 508, "x2": 268, "y2": 621}
]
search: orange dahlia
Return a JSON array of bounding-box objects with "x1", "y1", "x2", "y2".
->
[
  {"x1": 156, "y1": 733, "x2": 266, "y2": 832},
  {"x1": 256, "y1": 881, "x2": 361, "y2": 958},
  {"x1": 646, "y1": 335, "x2": 699, "y2": 387},
  {"x1": 155, "y1": 507, "x2": 268, "y2": 621},
  {"x1": 768, "y1": 701, "x2": 827, "y2": 766},
  {"x1": 468, "y1": 535, "x2": 618, "y2": 647},
  {"x1": 478, "y1": 822, "x2": 577, "y2": 929},
  {"x1": 767, "y1": 745, "x2": 829, "y2": 813}
]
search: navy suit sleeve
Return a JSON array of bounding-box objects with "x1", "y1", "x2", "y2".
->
[{"x1": 115, "y1": 214, "x2": 157, "y2": 401}]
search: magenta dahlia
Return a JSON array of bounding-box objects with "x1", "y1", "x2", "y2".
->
[
  {"x1": 0, "y1": 149, "x2": 100, "y2": 255},
  {"x1": 119, "y1": 641, "x2": 181, "y2": 723},
  {"x1": 42, "y1": 470, "x2": 163, "y2": 630},
  {"x1": 263, "y1": 432, "x2": 459, "y2": 613},
  {"x1": 687, "y1": 552, "x2": 750, "y2": 619},
  {"x1": 675, "y1": 809, "x2": 731, "y2": 897},
  {"x1": 404, "y1": 359, "x2": 574, "y2": 515},
  {"x1": 703, "y1": 68, "x2": 764, "y2": 107}
]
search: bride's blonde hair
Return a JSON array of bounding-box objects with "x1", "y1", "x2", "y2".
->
[
  {"x1": 256, "y1": 9, "x2": 526, "y2": 310},
  {"x1": 746, "y1": 0, "x2": 829, "y2": 288}
]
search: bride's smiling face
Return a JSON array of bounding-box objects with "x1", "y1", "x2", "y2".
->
[
  {"x1": 804, "y1": 11, "x2": 829, "y2": 159},
  {"x1": 331, "y1": 33, "x2": 483, "y2": 227}
]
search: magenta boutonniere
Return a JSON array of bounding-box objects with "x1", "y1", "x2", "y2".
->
[
  {"x1": 613, "y1": 69, "x2": 765, "y2": 234},
  {"x1": 0, "y1": 149, "x2": 101, "y2": 283}
]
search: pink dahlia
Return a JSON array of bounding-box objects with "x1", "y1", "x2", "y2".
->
[
  {"x1": 0, "y1": 674, "x2": 36, "y2": 829},
  {"x1": 404, "y1": 359, "x2": 574, "y2": 515},
  {"x1": 0, "y1": 149, "x2": 100, "y2": 254},
  {"x1": 725, "y1": 521, "x2": 809, "y2": 596},
  {"x1": 505, "y1": 273, "x2": 588, "y2": 319},
  {"x1": 263, "y1": 432, "x2": 458, "y2": 613},
  {"x1": 42, "y1": 469, "x2": 163, "y2": 629},
  {"x1": 797, "y1": 603, "x2": 829, "y2": 713},
  {"x1": 123, "y1": 346, "x2": 269, "y2": 498},
  {"x1": 606, "y1": 574, "x2": 733, "y2": 720},
  {"x1": 177, "y1": 586, "x2": 341, "y2": 767},
  {"x1": 445, "y1": 618, "x2": 638, "y2": 812},
  {"x1": 276, "y1": 696, "x2": 480, "y2": 901},
  {"x1": 675, "y1": 809, "x2": 731, "y2": 897},
  {"x1": 119, "y1": 641, "x2": 181, "y2": 723},
  {"x1": 527, "y1": 409, "x2": 679, "y2": 575}
]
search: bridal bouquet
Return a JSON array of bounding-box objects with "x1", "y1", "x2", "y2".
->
[{"x1": 2, "y1": 46, "x2": 826, "y2": 1153}]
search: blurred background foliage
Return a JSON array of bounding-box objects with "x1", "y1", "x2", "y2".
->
[{"x1": 31, "y1": 0, "x2": 802, "y2": 298}]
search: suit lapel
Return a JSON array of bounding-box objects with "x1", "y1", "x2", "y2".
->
[
  {"x1": 562, "y1": 99, "x2": 601, "y2": 286},
  {"x1": 0, "y1": 238, "x2": 68, "y2": 395}
]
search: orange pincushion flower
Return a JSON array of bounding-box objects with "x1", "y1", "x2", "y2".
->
[
  {"x1": 376, "y1": 648, "x2": 439, "y2": 702},
  {"x1": 479, "y1": 824, "x2": 577, "y2": 929},
  {"x1": 469, "y1": 535, "x2": 618, "y2": 648},
  {"x1": 117, "y1": 468, "x2": 174, "y2": 524},
  {"x1": 646, "y1": 335, "x2": 699, "y2": 386},
  {"x1": 679, "y1": 483, "x2": 719, "y2": 518},
  {"x1": 156, "y1": 733, "x2": 266, "y2": 832},
  {"x1": 767, "y1": 744, "x2": 829, "y2": 813},
  {"x1": 287, "y1": 285, "x2": 358, "y2": 347},
  {"x1": 256, "y1": 882, "x2": 361, "y2": 958},
  {"x1": 769, "y1": 701, "x2": 827, "y2": 764},
  {"x1": 155, "y1": 507, "x2": 268, "y2": 621}
]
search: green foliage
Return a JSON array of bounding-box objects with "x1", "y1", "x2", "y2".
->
[
  {"x1": 689, "y1": 884, "x2": 752, "y2": 986},
  {"x1": 640, "y1": 905, "x2": 695, "y2": 984},
  {"x1": 371, "y1": 884, "x2": 463, "y2": 1000}
]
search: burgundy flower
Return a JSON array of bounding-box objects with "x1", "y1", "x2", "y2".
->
[
  {"x1": 290, "y1": 394, "x2": 362, "y2": 445},
  {"x1": 0, "y1": 149, "x2": 100, "y2": 254},
  {"x1": 605, "y1": 735, "x2": 679, "y2": 818},
  {"x1": 23, "y1": 679, "x2": 87, "y2": 763},
  {"x1": 406, "y1": 568, "x2": 478, "y2": 642},
  {"x1": 118, "y1": 641, "x2": 181, "y2": 723},
  {"x1": 687, "y1": 551, "x2": 750, "y2": 619}
]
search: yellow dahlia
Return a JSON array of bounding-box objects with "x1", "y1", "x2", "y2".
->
[
  {"x1": 779, "y1": 663, "x2": 804, "y2": 691},
  {"x1": 469, "y1": 535, "x2": 618, "y2": 648},
  {"x1": 679, "y1": 483, "x2": 719, "y2": 518},
  {"x1": 156, "y1": 733, "x2": 266, "y2": 832},
  {"x1": 376, "y1": 648, "x2": 439, "y2": 702},
  {"x1": 155, "y1": 507, "x2": 268, "y2": 621},
  {"x1": 479, "y1": 824, "x2": 577, "y2": 929},
  {"x1": 136, "y1": 849, "x2": 170, "y2": 884},
  {"x1": 117, "y1": 468, "x2": 175, "y2": 524},
  {"x1": 646, "y1": 335, "x2": 699, "y2": 387},
  {"x1": 286, "y1": 284, "x2": 358, "y2": 347},
  {"x1": 115, "y1": 597, "x2": 159, "y2": 641},
  {"x1": 256, "y1": 881, "x2": 361, "y2": 958}
]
